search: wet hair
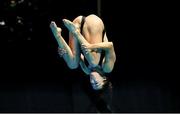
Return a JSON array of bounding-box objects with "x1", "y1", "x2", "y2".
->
[{"x1": 89, "y1": 66, "x2": 111, "y2": 91}]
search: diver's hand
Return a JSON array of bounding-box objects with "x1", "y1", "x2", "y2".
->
[{"x1": 81, "y1": 44, "x2": 92, "y2": 54}]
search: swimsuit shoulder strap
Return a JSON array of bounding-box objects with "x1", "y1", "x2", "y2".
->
[
  {"x1": 80, "y1": 16, "x2": 86, "y2": 34},
  {"x1": 102, "y1": 27, "x2": 106, "y2": 38}
]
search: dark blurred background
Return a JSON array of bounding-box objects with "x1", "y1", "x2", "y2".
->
[{"x1": 1, "y1": 0, "x2": 179, "y2": 112}]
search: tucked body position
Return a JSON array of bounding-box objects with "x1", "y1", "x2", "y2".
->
[
  {"x1": 50, "y1": 14, "x2": 116, "y2": 90},
  {"x1": 50, "y1": 14, "x2": 116, "y2": 112}
]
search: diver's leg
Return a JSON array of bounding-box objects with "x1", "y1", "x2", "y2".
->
[
  {"x1": 50, "y1": 21, "x2": 80, "y2": 69},
  {"x1": 63, "y1": 19, "x2": 99, "y2": 67},
  {"x1": 82, "y1": 42, "x2": 116, "y2": 73}
]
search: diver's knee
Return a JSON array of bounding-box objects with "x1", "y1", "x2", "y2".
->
[
  {"x1": 89, "y1": 62, "x2": 98, "y2": 68},
  {"x1": 67, "y1": 62, "x2": 79, "y2": 69}
]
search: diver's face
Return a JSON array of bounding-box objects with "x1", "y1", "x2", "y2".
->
[{"x1": 90, "y1": 72, "x2": 105, "y2": 90}]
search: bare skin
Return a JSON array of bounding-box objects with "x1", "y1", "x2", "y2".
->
[
  {"x1": 50, "y1": 17, "x2": 81, "y2": 69},
  {"x1": 50, "y1": 14, "x2": 116, "y2": 89}
]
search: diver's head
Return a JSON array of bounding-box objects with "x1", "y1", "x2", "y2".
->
[{"x1": 90, "y1": 71, "x2": 106, "y2": 90}]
